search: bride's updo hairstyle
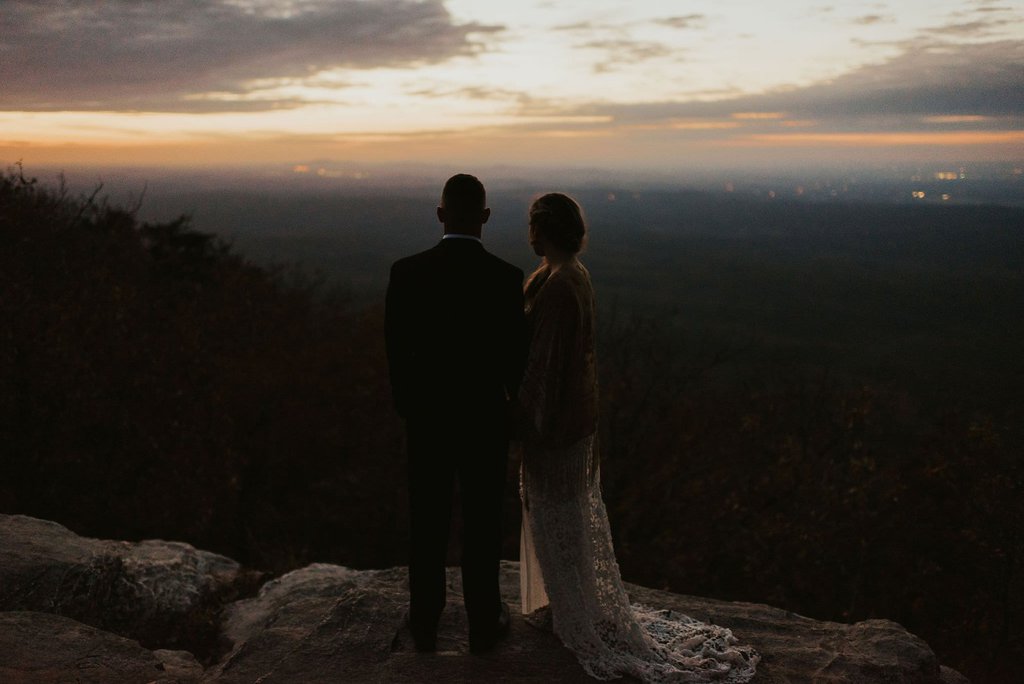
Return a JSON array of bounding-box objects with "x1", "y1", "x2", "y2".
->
[{"x1": 529, "y1": 193, "x2": 586, "y2": 254}]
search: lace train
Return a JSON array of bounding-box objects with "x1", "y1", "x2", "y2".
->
[{"x1": 520, "y1": 435, "x2": 759, "y2": 683}]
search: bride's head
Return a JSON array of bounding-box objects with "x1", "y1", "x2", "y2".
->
[{"x1": 529, "y1": 193, "x2": 586, "y2": 259}]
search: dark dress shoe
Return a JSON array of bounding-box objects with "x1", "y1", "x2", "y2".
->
[
  {"x1": 403, "y1": 610, "x2": 437, "y2": 652},
  {"x1": 412, "y1": 632, "x2": 437, "y2": 652},
  {"x1": 469, "y1": 601, "x2": 511, "y2": 654}
]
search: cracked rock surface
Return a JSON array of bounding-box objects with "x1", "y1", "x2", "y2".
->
[
  {"x1": 0, "y1": 514, "x2": 248, "y2": 656},
  {"x1": 0, "y1": 514, "x2": 970, "y2": 683}
]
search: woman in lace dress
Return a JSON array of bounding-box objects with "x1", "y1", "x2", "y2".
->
[{"x1": 516, "y1": 193, "x2": 759, "y2": 683}]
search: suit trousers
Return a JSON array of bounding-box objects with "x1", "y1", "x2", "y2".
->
[{"x1": 406, "y1": 413, "x2": 508, "y2": 640}]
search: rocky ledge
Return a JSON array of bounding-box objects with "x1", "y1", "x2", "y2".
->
[{"x1": 0, "y1": 514, "x2": 968, "y2": 683}]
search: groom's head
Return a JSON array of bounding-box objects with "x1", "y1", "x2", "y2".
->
[{"x1": 438, "y1": 173, "x2": 490, "y2": 236}]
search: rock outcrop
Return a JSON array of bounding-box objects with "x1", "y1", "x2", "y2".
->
[
  {"x1": 0, "y1": 515, "x2": 970, "y2": 683},
  {"x1": 0, "y1": 515, "x2": 254, "y2": 657},
  {"x1": 0, "y1": 612, "x2": 201, "y2": 684}
]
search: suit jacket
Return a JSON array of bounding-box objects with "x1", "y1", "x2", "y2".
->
[{"x1": 385, "y1": 238, "x2": 526, "y2": 422}]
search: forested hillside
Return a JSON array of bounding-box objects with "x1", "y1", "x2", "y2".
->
[{"x1": 1, "y1": 168, "x2": 1019, "y2": 681}]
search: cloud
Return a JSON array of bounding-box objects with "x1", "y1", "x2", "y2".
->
[
  {"x1": 0, "y1": 0, "x2": 501, "y2": 112},
  {"x1": 405, "y1": 83, "x2": 547, "y2": 109},
  {"x1": 554, "y1": 21, "x2": 595, "y2": 32},
  {"x1": 580, "y1": 39, "x2": 674, "y2": 73},
  {"x1": 552, "y1": 20, "x2": 685, "y2": 74},
  {"x1": 925, "y1": 2, "x2": 1019, "y2": 37},
  {"x1": 925, "y1": 20, "x2": 1010, "y2": 37},
  {"x1": 655, "y1": 15, "x2": 707, "y2": 30},
  {"x1": 852, "y1": 15, "x2": 889, "y2": 26},
  {"x1": 806, "y1": 40, "x2": 1024, "y2": 118},
  {"x1": 572, "y1": 40, "x2": 1024, "y2": 127}
]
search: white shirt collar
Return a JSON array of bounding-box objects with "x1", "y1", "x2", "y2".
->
[{"x1": 442, "y1": 233, "x2": 481, "y2": 243}]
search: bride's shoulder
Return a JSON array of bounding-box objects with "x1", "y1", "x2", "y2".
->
[
  {"x1": 570, "y1": 259, "x2": 593, "y2": 284},
  {"x1": 541, "y1": 265, "x2": 590, "y2": 306},
  {"x1": 557, "y1": 260, "x2": 593, "y2": 291}
]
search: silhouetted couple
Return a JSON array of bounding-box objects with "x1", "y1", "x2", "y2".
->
[{"x1": 385, "y1": 174, "x2": 758, "y2": 681}]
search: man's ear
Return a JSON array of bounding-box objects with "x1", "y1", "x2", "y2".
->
[
  {"x1": 481, "y1": 207, "x2": 491, "y2": 224},
  {"x1": 437, "y1": 206, "x2": 446, "y2": 224}
]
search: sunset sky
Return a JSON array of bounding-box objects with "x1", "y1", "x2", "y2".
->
[{"x1": 2, "y1": 0, "x2": 1023, "y2": 170}]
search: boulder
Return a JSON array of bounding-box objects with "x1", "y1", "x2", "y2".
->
[
  {"x1": 208, "y1": 561, "x2": 968, "y2": 683},
  {"x1": 207, "y1": 562, "x2": 591, "y2": 684},
  {"x1": 0, "y1": 515, "x2": 971, "y2": 683},
  {"x1": 0, "y1": 514, "x2": 252, "y2": 656},
  {"x1": 626, "y1": 582, "x2": 943, "y2": 684},
  {"x1": 0, "y1": 611, "x2": 201, "y2": 684}
]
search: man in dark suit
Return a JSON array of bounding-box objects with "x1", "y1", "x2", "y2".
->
[{"x1": 385, "y1": 174, "x2": 526, "y2": 653}]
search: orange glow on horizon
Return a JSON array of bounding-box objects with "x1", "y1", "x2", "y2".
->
[
  {"x1": 731, "y1": 112, "x2": 786, "y2": 120},
  {"x1": 922, "y1": 115, "x2": 990, "y2": 124},
  {"x1": 669, "y1": 120, "x2": 743, "y2": 130},
  {"x1": 730, "y1": 130, "x2": 1024, "y2": 147},
  {"x1": 4, "y1": 126, "x2": 1023, "y2": 170}
]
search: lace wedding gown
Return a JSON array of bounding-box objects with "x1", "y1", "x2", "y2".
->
[{"x1": 518, "y1": 260, "x2": 759, "y2": 683}]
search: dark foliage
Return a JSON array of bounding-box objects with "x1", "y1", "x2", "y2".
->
[
  {"x1": 1, "y1": 169, "x2": 1020, "y2": 680},
  {"x1": 597, "y1": 318, "x2": 1022, "y2": 682},
  {"x1": 0, "y1": 167, "x2": 404, "y2": 568}
]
